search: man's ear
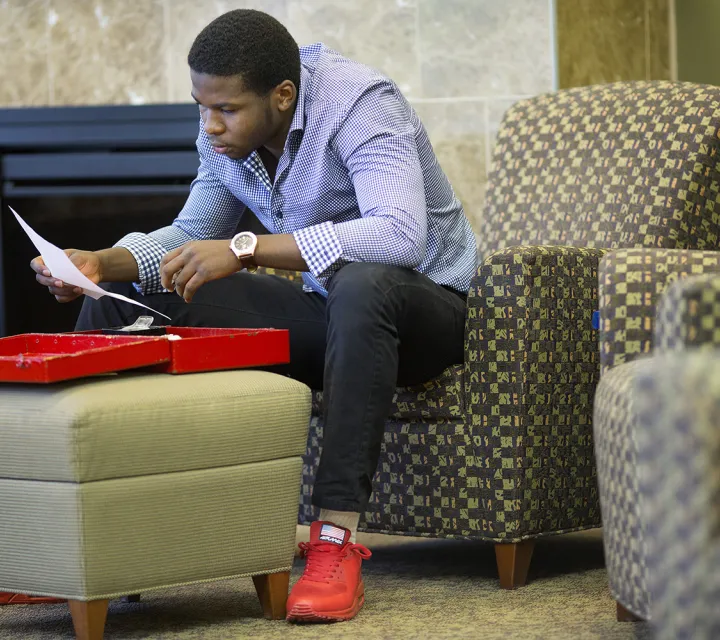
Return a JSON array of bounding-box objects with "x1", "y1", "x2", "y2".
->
[{"x1": 274, "y1": 80, "x2": 297, "y2": 112}]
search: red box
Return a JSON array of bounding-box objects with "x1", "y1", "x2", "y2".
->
[
  {"x1": 0, "y1": 333, "x2": 169, "y2": 384},
  {"x1": 0, "y1": 328, "x2": 290, "y2": 384},
  {"x1": 153, "y1": 327, "x2": 290, "y2": 374}
]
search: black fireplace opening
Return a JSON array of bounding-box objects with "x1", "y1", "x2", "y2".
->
[
  {"x1": 0, "y1": 104, "x2": 264, "y2": 337},
  {"x1": 4, "y1": 193, "x2": 185, "y2": 336}
]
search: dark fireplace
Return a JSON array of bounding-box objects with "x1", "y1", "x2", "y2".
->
[{"x1": 0, "y1": 104, "x2": 262, "y2": 337}]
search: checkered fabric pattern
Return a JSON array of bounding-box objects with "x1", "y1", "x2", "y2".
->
[
  {"x1": 296, "y1": 82, "x2": 720, "y2": 546},
  {"x1": 598, "y1": 249, "x2": 720, "y2": 373},
  {"x1": 300, "y1": 365, "x2": 476, "y2": 536},
  {"x1": 464, "y1": 245, "x2": 605, "y2": 538},
  {"x1": 654, "y1": 273, "x2": 720, "y2": 353},
  {"x1": 595, "y1": 270, "x2": 720, "y2": 623},
  {"x1": 635, "y1": 352, "x2": 720, "y2": 640},
  {"x1": 479, "y1": 81, "x2": 720, "y2": 263},
  {"x1": 299, "y1": 414, "x2": 481, "y2": 538},
  {"x1": 593, "y1": 359, "x2": 651, "y2": 620},
  {"x1": 115, "y1": 43, "x2": 477, "y2": 297}
]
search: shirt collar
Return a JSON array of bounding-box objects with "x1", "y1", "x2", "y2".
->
[
  {"x1": 241, "y1": 65, "x2": 309, "y2": 175},
  {"x1": 288, "y1": 65, "x2": 310, "y2": 135}
]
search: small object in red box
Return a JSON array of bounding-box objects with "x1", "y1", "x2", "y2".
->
[{"x1": 101, "y1": 315, "x2": 168, "y2": 336}]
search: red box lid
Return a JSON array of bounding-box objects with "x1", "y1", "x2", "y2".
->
[{"x1": 0, "y1": 334, "x2": 170, "y2": 384}]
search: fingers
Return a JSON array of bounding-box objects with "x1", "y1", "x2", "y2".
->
[
  {"x1": 180, "y1": 273, "x2": 204, "y2": 303},
  {"x1": 47, "y1": 283, "x2": 83, "y2": 303},
  {"x1": 171, "y1": 264, "x2": 193, "y2": 299},
  {"x1": 171, "y1": 265, "x2": 206, "y2": 303},
  {"x1": 160, "y1": 246, "x2": 183, "y2": 269},
  {"x1": 52, "y1": 291, "x2": 83, "y2": 303},
  {"x1": 30, "y1": 256, "x2": 50, "y2": 277},
  {"x1": 160, "y1": 250, "x2": 186, "y2": 290}
]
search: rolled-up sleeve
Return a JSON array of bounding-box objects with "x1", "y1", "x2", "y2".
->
[
  {"x1": 115, "y1": 127, "x2": 245, "y2": 294},
  {"x1": 293, "y1": 83, "x2": 427, "y2": 279}
]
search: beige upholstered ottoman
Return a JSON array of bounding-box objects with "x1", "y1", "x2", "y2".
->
[{"x1": 0, "y1": 369, "x2": 311, "y2": 640}]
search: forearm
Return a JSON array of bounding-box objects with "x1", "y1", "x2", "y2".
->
[
  {"x1": 293, "y1": 214, "x2": 425, "y2": 279},
  {"x1": 254, "y1": 234, "x2": 308, "y2": 272},
  {"x1": 96, "y1": 247, "x2": 140, "y2": 282}
]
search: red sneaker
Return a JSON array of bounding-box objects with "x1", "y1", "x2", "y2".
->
[{"x1": 286, "y1": 521, "x2": 372, "y2": 623}]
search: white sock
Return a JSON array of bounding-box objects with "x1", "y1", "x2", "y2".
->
[{"x1": 319, "y1": 509, "x2": 360, "y2": 543}]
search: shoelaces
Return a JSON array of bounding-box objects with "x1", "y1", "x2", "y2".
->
[{"x1": 298, "y1": 541, "x2": 372, "y2": 583}]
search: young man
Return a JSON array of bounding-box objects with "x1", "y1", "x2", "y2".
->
[{"x1": 31, "y1": 10, "x2": 477, "y2": 623}]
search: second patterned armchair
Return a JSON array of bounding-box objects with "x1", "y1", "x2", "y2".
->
[
  {"x1": 594, "y1": 271, "x2": 720, "y2": 628},
  {"x1": 286, "y1": 81, "x2": 720, "y2": 588}
]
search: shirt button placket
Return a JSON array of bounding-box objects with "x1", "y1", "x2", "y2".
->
[{"x1": 272, "y1": 192, "x2": 284, "y2": 233}]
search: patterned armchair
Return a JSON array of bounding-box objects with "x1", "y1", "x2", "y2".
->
[
  {"x1": 267, "y1": 81, "x2": 720, "y2": 589},
  {"x1": 595, "y1": 273, "x2": 720, "y2": 631}
]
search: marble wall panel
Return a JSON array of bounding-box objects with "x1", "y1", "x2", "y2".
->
[
  {"x1": 0, "y1": 0, "x2": 563, "y2": 223},
  {"x1": 0, "y1": 0, "x2": 50, "y2": 106},
  {"x1": 413, "y1": 101, "x2": 487, "y2": 232},
  {"x1": 418, "y1": 0, "x2": 553, "y2": 98},
  {"x1": 286, "y1": 0, "x2": 420, "y2": 98},
  {"x1": 556, "y1": 0, "x2": 671, "y2": 89},
  {"x1": 648, "y1": 0, "x2": 672, "y2": 81},
  {"x1": 48, "y1": 0, "x2": 166, "y2": 105},
  {"x1": 167, "y1": 0, "x2": 287, "y2": 103}
]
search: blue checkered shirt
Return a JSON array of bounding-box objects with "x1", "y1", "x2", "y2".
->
[{"x1": 116, "y1": 43, "x2": 478, "y2": 296}]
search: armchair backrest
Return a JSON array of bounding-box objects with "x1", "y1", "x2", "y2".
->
[{"x1": 478, "y1": 81, "x2": 720, "y2": 262}]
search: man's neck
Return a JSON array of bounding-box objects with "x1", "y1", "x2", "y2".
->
[{"x1": 263, "y1": 100, "x2": 297, "y2": 159}]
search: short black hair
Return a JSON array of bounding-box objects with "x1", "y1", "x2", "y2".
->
[{"x1": 188, "y1": 9, "x2": 300, "y2": 96}]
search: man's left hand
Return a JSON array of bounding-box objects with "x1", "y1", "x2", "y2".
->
[{"x1": 160, "y1": 240, "x2": 240, "y2": 303}]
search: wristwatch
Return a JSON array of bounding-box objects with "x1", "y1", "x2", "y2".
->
[{"x1": 230, "y1": 231, "x2": 258, "y2": 273}]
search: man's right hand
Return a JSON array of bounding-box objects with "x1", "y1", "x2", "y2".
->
[{"x1": 30, "y1": 249, "x2": 103, "y2": 303}]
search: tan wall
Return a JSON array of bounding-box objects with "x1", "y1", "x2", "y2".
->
[
  {"x1": 556, "y1": 0, "x2": 672, "y2": 88},
  {"x1": 0, "y1": 0, "x2": 557, "y2": 234},
  {"x1": 675, "y1": 0, "x2": 720, "y2": 85}
]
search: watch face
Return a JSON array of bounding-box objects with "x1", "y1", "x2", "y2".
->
[{"x1": 233, "y1": 235, "x2": 254, "y2": 252}]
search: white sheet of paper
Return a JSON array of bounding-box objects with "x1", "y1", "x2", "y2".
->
[{"x1": 11, "y1": 207, "x2": 171, "y2": 321}]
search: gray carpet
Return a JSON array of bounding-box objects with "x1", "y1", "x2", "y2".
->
[{"x1": 0, "y1": 527, "x2": 651, "y2": 640}]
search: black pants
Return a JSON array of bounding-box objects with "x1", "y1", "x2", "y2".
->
[{"x1": 76, "y1": 263, "x2": 467, "y2": 512}]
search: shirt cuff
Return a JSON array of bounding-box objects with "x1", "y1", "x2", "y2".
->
[
  {"x1": 114, "y1": 232, "x2": 169, "y2": 295},
  {"x1": 293, "y1": 221, "x2": 346, "y2": 278}
]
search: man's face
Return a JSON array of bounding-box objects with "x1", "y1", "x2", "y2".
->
[{"x1": 190, "y1": 71, "x2": 278, "y2": 160}]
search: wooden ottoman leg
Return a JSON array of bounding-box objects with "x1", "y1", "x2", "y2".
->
[
  {"x1": 252, "y1": 571, "x2": 290, "y2": 620},
  {"x1": 68, "y1": 599, "x2": 109, "y2": 640},
  {"x1": 495, "y1": 540, "x2": 536, "y2": 589},
  {"x1": 616, "y1": 600, "x2": 644, "y2": 622}
]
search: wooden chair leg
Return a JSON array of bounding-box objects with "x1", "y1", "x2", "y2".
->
[
  {"x1": 616, "y1": 600, "x2": 644, "y2": 622},
  {"x1": 495, "y1": 540, "x2": 536, "y2": 589},
  {"x1": 252, "y1": 571, "x2": 290, "y2": 620},
  {"x1": 68, "y1": 599, "x2": 109, "y2": 640}
]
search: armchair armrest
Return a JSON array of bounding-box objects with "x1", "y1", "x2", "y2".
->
[
  {"x1": 634, "y1": 351, "x2": 720, "y2": 638},
  {"x1": 254, "y1": 267, "x2": 303, "y2": 282},
  {"x1": 464, "y1": 244, "x2": 606, "y2": 539},
  {"x1": 598, "y1": 249, "x2": 720, "y2": 373},
  {"x1": 654, "y1": 273, "x2": 720, "y2": 353}
]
